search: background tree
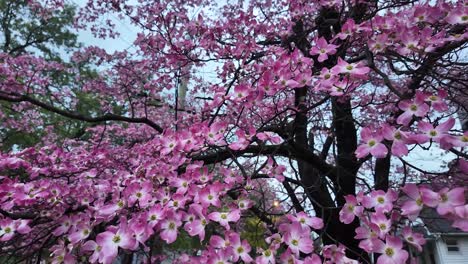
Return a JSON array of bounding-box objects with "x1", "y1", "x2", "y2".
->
[{"x1": 0, "y1": 0, "x2": 104, "y2": 151}]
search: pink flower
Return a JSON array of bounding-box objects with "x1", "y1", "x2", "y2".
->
[
  {"x1": 374, "y1": 236, "x2": 409, "y2": 264},
  {"x1": 425, "y1": 90, "x2": 448, "y2": 112},
  {"x1": 126, "y1": 181, "x2": 153, "y2": 207},
  {"x1": 362, "y1": 189, "x2": 397, "y2": 213},
  {"x1": 184, "y1": 204, "x2": 209, "y2": 240},
  {"x1": 453, "y1": 205, "x2": 468, "y2": 231},
  {"x1": 446, "y1": 8, "x2": 468, "y2": 25},
  {"x1": 331, "y1": 58, "x2": 370, "y2": 78},
  {"x1": 368, "y1": 34, "x2": 388, "y2": 53},
  {"x1": 160, "y1": 213, "x2": 183, "y2": 244},
  {"x1": 210, "y1": 234, "x2": 231, "y2": 249},
  {"x1": 309, "y1": 37, "x2": 338, "y2": 62},
  {"x1": 355, "y1": 224, "x2": 380, "y2": 252},
  {"x1": 228, "y1": 232, "x2": 253, "y2": 262},
  {"x1": 52, "y1": 216, "x2": 72, "y2": 236},
  {"x1": 82, "y1": 240, "x2": 104, "y2": 264},
  {"x1": 402, "y1": 226, "x2": 425, "y2": 252},
  {"x1": 130, "y1": 218, "x2": 154, "y2": 246},
  {"x1": 160, "y1": 136, "x2": 179, "y2": 155},
  {"x1": 280, "y1": 249, "x2": 301, "y2": 263},
  {"x1": 437, "y1": 187, "x2": 465, "y2": 215},
  {"x1": 382, "y1": 125, "x2": 411, "y2": 157},
  {"x1": 396, "y1": 94, "x2": 430, "y2": 126},
  {"x1": 401, "y1": 184, "x2": 424, "y2": 220},
  {"x1": 229, "y1": 129, "x2": 252, "y2": 150},
  {"x1": 371, "y1": 212, "x2": 392, "y2": 238},
  {"x1": 328, "y1": 79, "x2": 356, "y2": 96},
  {"x1": 68, "y1": 223, "x2": 92, "y2": 244},
  {"x1": 206, "y1": 121, "x2": 227, "y2": 145},
  {"x1": 317, "y1": 67, "x2": 337, "y2": 89},
  {"x1": 207, "y1": 249, "x2": 231, "y2": 264},
  {"x1": 339, "y1": 195, "x2": 364, "y2": 224},
  {"x1": 355, "y1": 128, "x2": 388, "y2": 158},
  {"x1": 98, "y1": 200, "x2": 125, "y2": 217},
  {"x1": 323, "y1": 244, "x2": 357, "y2": 263},
  {"x1": 420, "y1": 187, "x2": 440, "y2": 207},
  {"x1": 337, "y1": 19, "x2": 357, "y2": 39},
  {"x1": 96, "y1": 223, "x2": 137, "y2": 264},
  {"x1": 256, "y1": 247, "x2": 277, "y2": 264},
  {"x1": 283, "y1": 223, "x2": 314, "y2": 255},
  {"x1": 447, "y1": 132, "x2": 468, "y2": 148},
  {"x1": 147, "y1": 204, "x2": 165, "y2": 228},
  {"x1": 288, "y1": 211, "x2": 323, "y2": 230},
  {"x1": 0, "y1": 219, "x2": 31, "y2": 242},
  {"x1": 50, "y1": 240, "x2": 75, "y2": 264},
  {"x1": 257, "y1": 131, "x2": 283, "y2": 144},
  {"x1": 411, "y1": 118, "x2": 455, "y2": 145},
  {"x1": 208, "y1": 209, "x2": 240, "y2": 230},
  {"x1": 198, "y1": 183, "x2": 223, "y2": 207},
  {"x1": 303, "y1": 254, "x2": 323, "y2": 264},
  {"x1": 232, "y1": 84, "x2": 250, "y2": 101}
]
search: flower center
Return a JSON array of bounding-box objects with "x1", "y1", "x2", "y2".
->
[
  {"x1": 237, "y1": 246, "x2": 244, "y2": 253},
  {"x1": 429, "y1": 130, "x2": 437, "y2": 137},
  {"x1": 368, "y1": 140, "x2": 376, "y2": 147},
  {"x1": 416, "y1": 198, "x2": 423, "y2": 206},
  {"x1": 385, "y1": 247, "x2": 394, "y2": 256},
  {"x1": 377, "y1": 197, "x2": 385, "y2": 204},
  {"x1": 379, "y1": 223, "x2": 387, "y2": 230},
  {"x1": 346, "y1": 65, "x2": 353, "y2": 71},
  {"x1": 112, "y1": 235, "x2": 121, "y2": 243},
  {"x1": 169, "y1": 222, "x2": 176, "y2": 229},
  {"x1": 410, "y1": 104, "x2": 418, "y2": 111},
  {"x1": 440, "y1": 194, "x2": 448, "y2": 202},
  {"x1": 291, "y1": 239, "x2": 299, "y2": 246},
  {"x1": 220, "y1": 213, "x2": 227, "y2": 219},
  {"x1": 394, "y1": 132, "x2": 402, "y2": 140}
]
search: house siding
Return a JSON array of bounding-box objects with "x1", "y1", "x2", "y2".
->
[{"x1": 434, "y1": 236, "x2": 468, "y2": 264}]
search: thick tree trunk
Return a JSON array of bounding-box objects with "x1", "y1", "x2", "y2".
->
[{"x1": 287, "y1": 4, "x2": 374, "y2": 261}]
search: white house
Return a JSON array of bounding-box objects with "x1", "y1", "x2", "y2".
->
[{"x1": 417, "y1": 209, "x2": 468, "y2": 264}]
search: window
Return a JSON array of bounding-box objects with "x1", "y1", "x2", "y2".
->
[{"x1": 445, "y1": 239, "x2": 460, "y2": 252}]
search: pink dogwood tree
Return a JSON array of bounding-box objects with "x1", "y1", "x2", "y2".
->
[{"x1": 0, "y1": 0, "x2": 467, "y2": 263}]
